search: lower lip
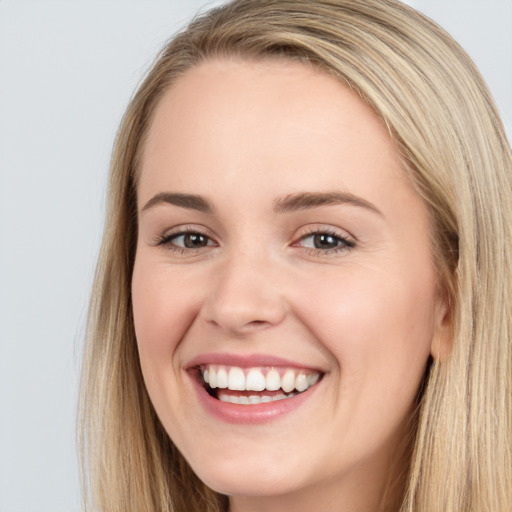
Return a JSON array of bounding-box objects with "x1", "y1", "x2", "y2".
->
[{"x1": 189, "y1": 372, "x2": 320, "y2": 424}]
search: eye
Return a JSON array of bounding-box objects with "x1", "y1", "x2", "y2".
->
[
  {"x1": 295, "y1": 229, "x2": 356, "y2": 254},
  {"x1": 155, "y1": 228, "x2": 217, "y2": 252},
  {"x1": 172, "y1": 232, "x2": 214, "y2": 249}
]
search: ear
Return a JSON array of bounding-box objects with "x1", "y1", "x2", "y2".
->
[{"x1": 430, "y1": 296, "x2": 452, "y2": 362}]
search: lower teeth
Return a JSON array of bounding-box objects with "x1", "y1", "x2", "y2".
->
[{"x1": 217, "y1": 392, "x2": 298, "y2": 404}]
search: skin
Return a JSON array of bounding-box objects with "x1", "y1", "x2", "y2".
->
[{"x1": 132, "y1": 58, "x2": 451, "y2": 512}]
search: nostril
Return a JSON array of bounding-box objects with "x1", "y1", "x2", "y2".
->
[{"x1": 245, "y1": 319, "x2": 272, "y2": 330}]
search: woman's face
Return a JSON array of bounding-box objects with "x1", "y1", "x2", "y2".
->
[{"x1": 132, "y1": 58, "x2": 449, "y2": 510}]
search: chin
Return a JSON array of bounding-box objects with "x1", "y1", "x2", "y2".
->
[{"x1": 189, "y1": 456, "x2": 304, "y2": 497}]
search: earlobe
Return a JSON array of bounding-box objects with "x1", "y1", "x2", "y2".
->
[{"x1": 430, "y1": 298, "x2": 453, "y2": 362}]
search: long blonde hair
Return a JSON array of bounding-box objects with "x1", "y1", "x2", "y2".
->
[{"x1": 79, "y1": 1, "x2": 512, "y2": 511}]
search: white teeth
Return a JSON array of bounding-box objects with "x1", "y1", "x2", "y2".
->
[
  {"x1": 218, "y1": 392, "x2": 298, "y2": 405},
  {"x1": 281, "y1": 369, "x2": 295, "y2": 393},
  {"x1": 307, "y1": 372, "x2": 320, "y2": 387},
  {"x1": 295, "y1": 373, "x2": 308, "y2": 392},
  {"x1": 266, "y1": 369, "x2": 281, "y2": 391},
  {"x1": 201, "y1": 364, "x2": 321, "y2": 395},
  {"x1": 216, "y1": 367, "x2": 228, "y2": 389},
  {"x1": 228, "y1": 367, "x2": 245, "y2": 391},
  {"x1": 246, "y1": 369, "x2": 266, "y2": 391},
  {"x1": 209, "y1": 368, "x2": 217, "y2": 388}
]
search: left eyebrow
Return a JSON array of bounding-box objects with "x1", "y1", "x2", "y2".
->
[{"x1": 273, "y1": 192, "x2": 383, "y2": 216}]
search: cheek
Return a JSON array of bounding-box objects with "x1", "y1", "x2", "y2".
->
[
  {"x1": 131, "y1": 257, "x2": 198, "y2": 368},
  {"x1": 131, "y1": 256, "x2": 205, "y2": 438},
  {"x1": 297, "y1": 263, "x2": 436, "y2": 397}
]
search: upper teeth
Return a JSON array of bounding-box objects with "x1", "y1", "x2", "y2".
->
[{"x1": 202, "y1": 365, "x2": 320, "y2": 393}]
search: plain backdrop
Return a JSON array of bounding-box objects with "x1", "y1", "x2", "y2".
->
[{"x1": 0, "y1": 1, "x2": 510, "y2": 511}]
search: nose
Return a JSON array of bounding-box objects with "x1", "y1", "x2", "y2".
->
[{"x1": 201, "y1": 251, "x2": 287, "y2": 335}]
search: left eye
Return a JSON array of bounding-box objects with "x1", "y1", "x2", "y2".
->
[{"x1": 298, "y1": 232, "x2": 354, "y2": 251}]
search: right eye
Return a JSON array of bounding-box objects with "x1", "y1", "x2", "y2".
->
[{"x1": 156, "y1": 229, "x2": 217, "y2": 252}]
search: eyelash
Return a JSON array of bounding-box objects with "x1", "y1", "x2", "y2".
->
[
  {"x1": 154, "y1": 227, "x2": 356, "y2": 256},
  {"x1": 294, "y1": 228, "x2": 356, "y2": 256},
  {"x1": 154, "y1": 227, "x2": 216, "y2": 253}
]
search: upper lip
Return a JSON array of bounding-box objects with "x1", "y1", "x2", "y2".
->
[{"x1": 185, "y1": 352, "x2": 324, "y2": 372}]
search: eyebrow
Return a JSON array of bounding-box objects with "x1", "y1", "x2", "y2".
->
[
  {"x1": 273, "y1": 192, "x2": 383, "y2": 216},
  {"x1": 141, "y1": 192, "x2": 214, "y2": 213},
  {"x1": 141, "y1": 190, "x2": 382, "y2": 217}
]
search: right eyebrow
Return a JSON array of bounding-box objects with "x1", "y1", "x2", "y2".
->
[{"x1": 141, "y1": 192, "x2": 215, "y2": 214}]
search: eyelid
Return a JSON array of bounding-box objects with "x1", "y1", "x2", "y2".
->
[
  {"x1": 151, "y1": 223, "x2": 356, "y2": 257},
  {"x1": 153, "y1": 225, "x2": 218, "y2": 250},
  {"x1": 293, "y1": 224, "x2": 356, "y2": 242},
  {"x1": 292, "y1": 225, "x2": 357, "y2": 255}
]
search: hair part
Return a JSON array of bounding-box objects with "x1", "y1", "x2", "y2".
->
[{"x1": 79, "y1": 1, "x2": 512, "y2": 511}]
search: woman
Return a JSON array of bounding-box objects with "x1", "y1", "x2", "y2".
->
[{"x1": 79, "y1": 1, "x2": 512, "y2": 511}]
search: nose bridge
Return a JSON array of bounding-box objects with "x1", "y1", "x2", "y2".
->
[{"x1": 203, "y1": 244, "x2": 286, "y2": 333}]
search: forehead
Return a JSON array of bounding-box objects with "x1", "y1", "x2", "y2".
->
[{"x1": 139, "y1": 57, "x2": 409, "y2": 211}]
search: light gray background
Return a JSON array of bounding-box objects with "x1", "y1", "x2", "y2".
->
[{"x1": 0, "y1": 1, "x2": 510, "y2": 511}]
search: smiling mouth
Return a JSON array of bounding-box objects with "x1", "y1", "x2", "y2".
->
[{"x1": 199, "y1": 364, "x2": 322, "y2": 405}]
